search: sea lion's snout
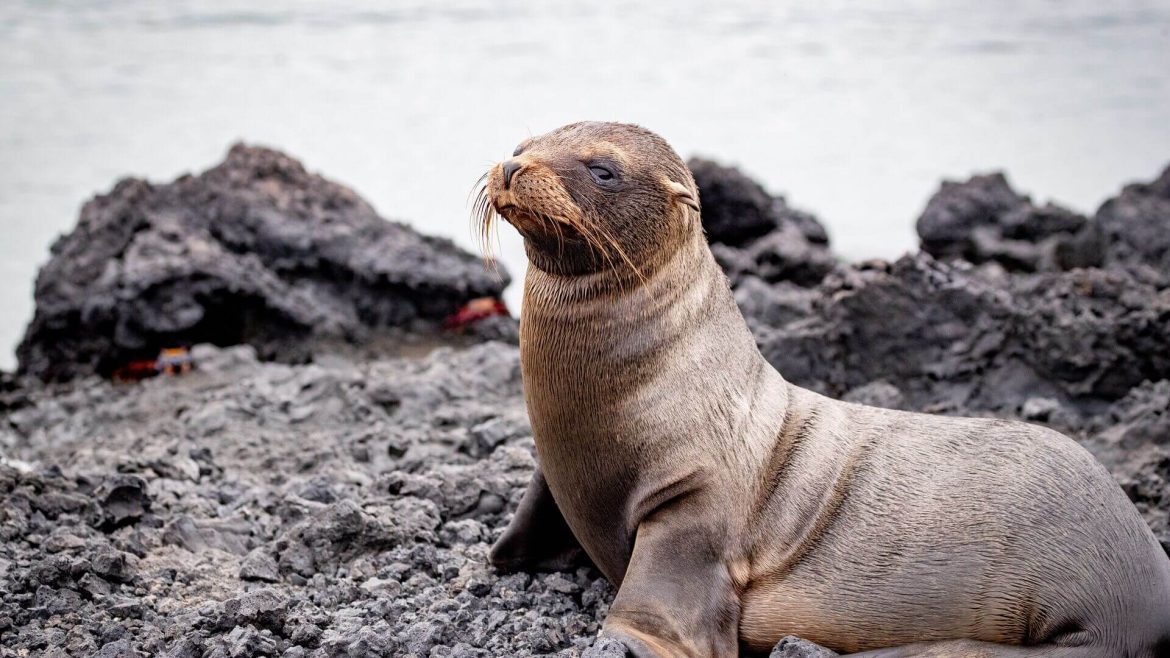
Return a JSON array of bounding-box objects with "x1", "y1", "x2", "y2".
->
[
  {"x1": 483, "y1": 157, "x2": 525, "y2": 216},
  {"x1": 501, "y1": 160, "x2": 523, "y2": 189},
  {"x1": 482, "y1": 153, "x2": 575, "y2": 230}
]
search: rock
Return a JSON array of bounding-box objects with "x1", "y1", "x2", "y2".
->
[
  {"x1": 238, "y1": 550, "x2": 281, "y2": 583},
  {"x1": 733, "y1": 277, "x2": 818, "y2": 330},
  {"x1": 224, "y1": 625, "x2": 278, "y2": 658},
  {"x1": 468, "y1": 412, "x2": 529, "y2": 457},
  {"x1": 78, "y1": 572, "x2": 113, "y2": 598},
  {"x1": 916, "y1": 172, "x2": 1101, "y2": 272},
  {"x1": 0, "y1": 371, "x2": 32, "y2": 415},
  {"x1": 161, "y1": 515, "x2": 251, "y2": 555},
  {"x1": 273, "y1": 499, "x2": 402, "y2": 577},
  {"x1": 439, "y1": 519, "x2": 486, "y2": 546},
  {"x1": 107, "y1": 597, "x2": 145, "y2": 619},
  {"x1": 90, "y1": 548, "x2": 136, "y2": 583},
  {"x1": 93, "y1": 639, "x2": 138, "y2": 658},
  {"x1": 16, "y1": 144, "x2": 509, "y2": 382},
  {"x1": 94, "y1": 474, "x2": 151, "y2": 530},
  {"x1": 402, "y1": 620, "x2": 445, "y2": 655},
  {"x1": 689, "y1": 157, "x2": 834, "y2": 288},
  {"x1": 1020, "y1": 397, "x2": 1062, "y2": 422},
  {"x1": 295, "y1": 476, "x2": 337, "y2": 504},
  {"x1": 1095, "y1": 164, "x2": 1170, "y2": 283},
  {"x1": 583, "y1": 636, "x2": 631, "y2": 658},
  {"x1": 748, "y1": 254, "x2": 1170, "y2": 413},
  {"x1": 1095, "y1": 381, "x2": 1170, "y2": 456},
  {"x1": 42, "y1": 529, "x2": 89, "y2": 552},
  {"x1": 917, "y1": 173, "x2": 1027, "y2": 257},
  {"x1": 215, "y1": 588, "x2": 288, "y2": 632},
  {"x1": 842, "y1": 381, "x2": 906, "y2": 411},
  {"x1": 770, "y1": 635, "x2": 839, "y2": 657},
  {"x1": 713, "y1": 223, "x2": 837, "y2": 288},
  {"x1": 688, "y1": 157, "x2": 780, "y2": 246}
]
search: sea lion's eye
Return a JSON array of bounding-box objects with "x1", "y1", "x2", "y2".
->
[
  {"x1": 512, "y1": 145, "x2": 525, "y2": 157},
  {"x1": 588, "y1": 165, "x2": 615, "y2": 183}
]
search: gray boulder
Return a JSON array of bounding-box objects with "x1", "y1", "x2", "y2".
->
[
  {"x1": 771, "y1": 636, "x2": 839, "y2": 657},
  {"x1": 746, "y1": 253, "x2": 1170, "y2": 414},
  {"x1": 16, "y1": 144, "x2": 508, "y2": 381},
  {"x1": 1096, "y1": 164, "x2": 1170, "y2": 283},
  {"x1": 689, "y1": 157, "x2": 835, "y2": 288},
  {"x1": 916, "y1": 172, "x2": 1103, "y2": 272}
]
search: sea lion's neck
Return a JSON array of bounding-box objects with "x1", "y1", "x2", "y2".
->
[
  {"x1": 519, "y1": 231, "x2": 785, "y2": 456},
  {"x1": 521, "y1": 232, "x2": 735, "y2": 367}
]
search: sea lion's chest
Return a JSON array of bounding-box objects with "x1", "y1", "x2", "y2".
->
[
  {"x1": 519, "y1": 350, "x2": 650, "y2": 583},
  {"x1": 519, "y1": 317, "x2": 707, "y2": 583}
]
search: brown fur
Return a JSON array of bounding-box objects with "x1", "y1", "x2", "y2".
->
[{"x1": 481, "y1": 122, "x2": 1170, "y2": 657}]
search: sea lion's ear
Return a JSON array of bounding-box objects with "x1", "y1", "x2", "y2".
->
[{"x1": 666, "y1": 179, "x2": 700, "y2": 211}]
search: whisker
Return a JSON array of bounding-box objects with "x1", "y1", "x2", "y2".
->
[
  {"x1": 594, "y1": 222, "x2": 646, "y2": 289},
  {"x1": 466, "y1": 170, "x2": 491, "y2": 206},
  {"x1": 468, "y1": 180, "x2": 503, "y2": 278},
  {"x1": 568, "y1": 215, "x2": 625, "y2": 293}
]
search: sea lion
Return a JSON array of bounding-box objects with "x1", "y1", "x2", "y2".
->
[{"x1": 476, "y1": 121, "x2": 1170, "y2": 657}]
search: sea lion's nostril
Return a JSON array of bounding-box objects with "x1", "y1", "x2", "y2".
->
[{"x1": 502, "y1": 160, "x2": 522, "y2": 189}]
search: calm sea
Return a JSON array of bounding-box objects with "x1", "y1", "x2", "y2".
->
[{"x1": 2, "y1": 0, "x2": 1168, "y2": 370}]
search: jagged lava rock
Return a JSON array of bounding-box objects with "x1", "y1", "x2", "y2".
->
[
  {"x1": 743, "y1": 253, "x2": 1170, "y2": 414},
  {"x1": 16, "y1": 144, "x2": 508, "y2": 382},
  {"x1": 1095, "y1": 163, "x2": 1170, "y2": 284},
  {"x1": 770, "y1": 636, "x2": 839, "y2": 658},
  {"x1": 915, "y1": 172, "x2": 1103, "y2": 272},
  {"x1": 0, "y1": 342, "x2": 614, "y2": 656},
  {"x1": 689, "y1": 157, "x2": 836, "y2": 287}
]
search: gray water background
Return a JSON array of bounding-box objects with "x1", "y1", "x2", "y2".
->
[{"x1": 2, "y1": 0, "x2": 1168, "y2": 371}]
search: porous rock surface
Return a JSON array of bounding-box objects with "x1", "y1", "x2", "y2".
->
[
  {"x1": 2, "y1": 342, "x2": 614, "y2": 657},
  {"x1": 916, "y1": 166, "x2": 1170, "y2": 282},
  {"x1": 1096, "y1": 164, "x2": 1170, "y2": 283},
  {"x1": 2, "y1": 156, "x2": 1169, "y2": 657},
  {"x1": 16, "y1": 144, "x2": 510, "y2": 383},
  {"x1": 689, "y1": 157, "x2": 836, "y2": 288},
  {"x1": 915, "y1": 172, "x2": 1101, "y2": 272}
]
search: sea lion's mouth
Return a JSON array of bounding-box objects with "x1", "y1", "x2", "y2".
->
[
  {"x1": 488, "y1": 190, "x2": 520, "y2": 218},
  {"x1": 491, "y1": 201, "x2": 521, "y2": 222},
  {"x1": 492, "y1": 201, "x2": 542, "y2": 227}
]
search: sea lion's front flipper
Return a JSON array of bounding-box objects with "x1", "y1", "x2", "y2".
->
[
  {"x1": 489, "y1": 466, "x2": 590, "y2": 573},
  {"x1": 598, "y1": 512, "x2": 739, "y2": 658}
]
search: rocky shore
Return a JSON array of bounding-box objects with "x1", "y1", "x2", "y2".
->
[{"x1": 1, "y1": 146, "x2": 1167, "y2": 657}]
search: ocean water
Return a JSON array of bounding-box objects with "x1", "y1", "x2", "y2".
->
[{"x1": 1, "y1": 0, "x2": 1168, "y2": 371}]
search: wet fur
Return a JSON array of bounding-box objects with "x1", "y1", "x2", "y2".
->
[{"x1": 483, "y1": 122, "x2": 1170, "y2": 657}]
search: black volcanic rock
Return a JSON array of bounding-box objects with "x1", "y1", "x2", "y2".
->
[
  {"x1": 712, "y1": 222, "x2": 838, "y2": 288},
  {"x1": 689, "y1": 157, "x2": 835, "y2": 288},
  {"x1": 744, "y1": 253, "x2": 1170, "y2": 414},
  {"x1": 688, "y1": 157, "x2": 778, "y2": 246},
  {"x1": 1096, "y1": 164, "x2": 1170, "y2": 283},
  {"x1": 916, "y1": 172, "x2": 1103, "y2": 272},
  {"x1": 916, "y1": 173, "x2": 1028, "y2": 256},
  {"x1": 16, "y1": 144, "x2": 508, "y2": 382},
  {"x1": 918, "y1": 166, "x2": 1170, "y2": 281},
  {"x1": 94, "y1": 474, "x2": 152, "y2": 531}
]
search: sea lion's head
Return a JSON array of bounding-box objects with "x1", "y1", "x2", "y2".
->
[{"x1": 476, "y1": 122, "x2": 700, "y2": 278}]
